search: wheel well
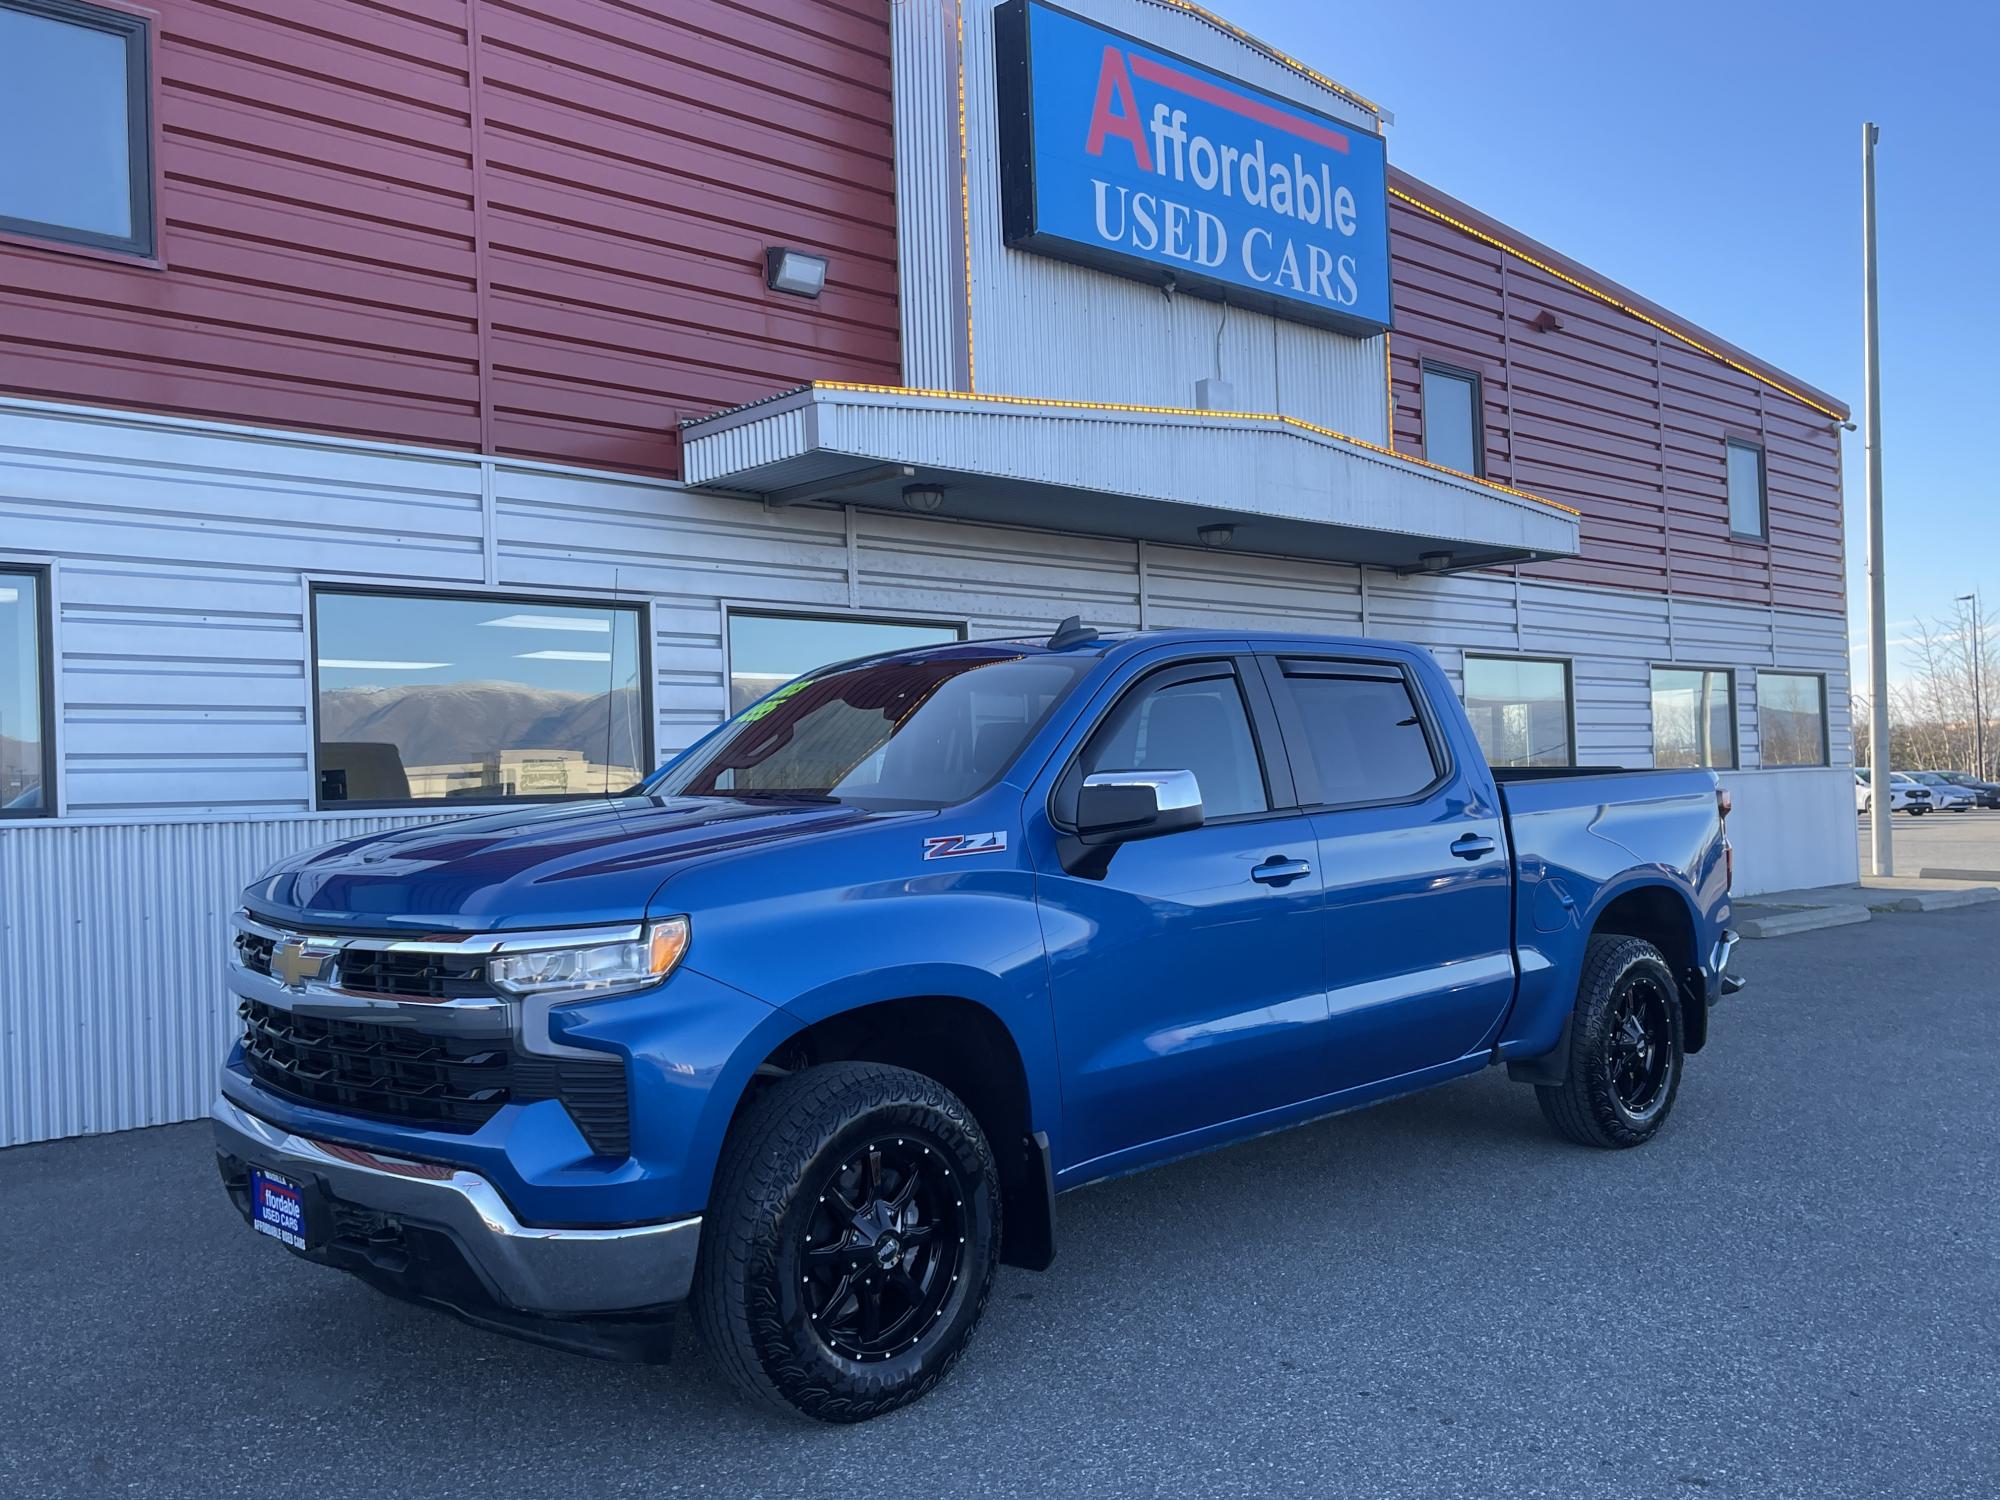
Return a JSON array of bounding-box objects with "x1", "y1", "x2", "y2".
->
[
  {"x1": 736, "y1": 996, "x2": 1054, "y2": 1271},
  {"x1": 1592, "y1": 886, "x2": 1708, "y2": 1054}
]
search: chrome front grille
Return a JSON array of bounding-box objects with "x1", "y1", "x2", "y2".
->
[{"x1": 232, "y1": 926, "x2": 484, "y2": 1000}]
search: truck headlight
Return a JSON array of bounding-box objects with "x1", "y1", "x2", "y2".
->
[{"x1": 487, "y1": 917, "x2": 690, "y2": 1000}]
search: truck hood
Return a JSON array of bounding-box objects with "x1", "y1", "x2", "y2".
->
[{"x1": 244, "y1": 795, "x2": 917, "y2": 933}]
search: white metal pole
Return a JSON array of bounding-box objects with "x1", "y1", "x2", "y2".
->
[{"x1": 1863, "y1": 122, "x2": 1893, "y2": 876}]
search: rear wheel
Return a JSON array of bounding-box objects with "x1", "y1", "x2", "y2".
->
[
  {"x1": 692, "y1": 1062, "x2": 1001, "y2": 1422},
  {"x1": 1536, "y1": 935, "x2": 1684, "y2": 1150}
]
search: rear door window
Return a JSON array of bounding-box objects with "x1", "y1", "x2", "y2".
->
[{"x1": 1271, "y1": 661, "x2": 1442, "y2": 807}]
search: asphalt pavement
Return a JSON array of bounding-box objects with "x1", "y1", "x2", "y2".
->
[{"x1": 3, "y1": 907, "x2": 1995, "y2": 1500}]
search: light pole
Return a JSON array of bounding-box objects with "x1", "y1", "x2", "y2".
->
[
  {"x1": 1862, "y1": 123, "x2": 1893, "y2": 876},
  {"x1": 1959, "y1": 591, "x2": 1986, "y2": 779}
]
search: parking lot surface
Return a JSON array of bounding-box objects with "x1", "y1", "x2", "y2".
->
[
  {"x1": 1857, "y1": 803, "x2": 2000, "y2": 878},
  {"x1": 3, "y1": 908, "x2": 1995, "y2": 1500}
]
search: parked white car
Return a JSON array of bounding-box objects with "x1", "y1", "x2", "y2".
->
[
  {"x1": 1906, "y1": 771, "x2": 1976, "y2": 812},
  {"x1": 1856, "y1": 770, "x2": 1931, "y2": 815}
]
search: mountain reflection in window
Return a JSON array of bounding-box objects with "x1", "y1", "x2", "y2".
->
[{"x1": 313, "y1": 590, "x2": 645, "y2": 806}]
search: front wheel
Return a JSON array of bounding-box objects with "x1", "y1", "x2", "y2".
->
[
  {"x1": 692, "y1": 1062, "x2": 1001, "y2": 1422},
  {"x1": 1536, "y1": 935, "x2": 1685, "y2": 1149}
]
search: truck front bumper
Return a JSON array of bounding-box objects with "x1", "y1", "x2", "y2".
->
[{"x1": 213, "y1": 1095, "x2": 701, "y2": 1361}]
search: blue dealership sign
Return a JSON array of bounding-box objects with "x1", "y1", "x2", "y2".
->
[{"x1": 995, "y1": 0, "x2": 1392, "y2": 338}]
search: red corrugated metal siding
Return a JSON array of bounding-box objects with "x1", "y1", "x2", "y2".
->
[
  {"x1": 1388, "y1": 187, "x2": 1846, "y2": 613},
  {"x1": 0, "y1": 0, "x2": 898, "y2": 475}
]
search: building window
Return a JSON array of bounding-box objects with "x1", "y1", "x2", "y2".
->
[
  {"x1": 0, "y1": 0, "x2": 155, "y2": 258},
  {"x1": 1651, "y1": 667, "x2": 1736, "y2": 769},
  {"x1": 0, "y1": 565, "x2": 55, "y2": 817},
  {"x1": 1726, "y1": 438, "x2": 1767, "y2": 539},
  {"x1": 1462, "y1": 656, "x2": 1573, "y2": 767},
  {"x1": 727, "y1": 610, "x2": 962, "y2": 714},
  {"x1": 1756, "y1": 672, "x2": 1828, "y2": 768},
  {"x1": 1421, "y1": 363, "x2": 1484, "y2": 477},
  {"x1": 312, "y1": 588, "x2": 648, "y2": 807}
]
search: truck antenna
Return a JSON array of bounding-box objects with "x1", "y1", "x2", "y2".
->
[{"x1": 1046, "y1": 615, "x2": 1099, "y2": 649}]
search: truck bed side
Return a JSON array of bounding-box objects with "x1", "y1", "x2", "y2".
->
[{"x1": 1492, "y1": 768, "x2": 1731, "y2": 1064}]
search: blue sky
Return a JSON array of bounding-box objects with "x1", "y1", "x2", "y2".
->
[{"x1": 1226, "y1": 0, "x2": 1995, "y2": 678}]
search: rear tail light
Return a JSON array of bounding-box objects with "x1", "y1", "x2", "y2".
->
[{"x1": 1717, "y1": 787, "x2": 1734, "y2": 891}]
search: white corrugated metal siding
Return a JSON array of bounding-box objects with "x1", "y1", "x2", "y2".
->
[{"x1": 0, "y1": 813, "x2": 448, "y2": 1145}]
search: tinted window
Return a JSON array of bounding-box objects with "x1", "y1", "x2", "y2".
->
[
  {"x1": 313, "y1": 590, "x2": 646, "y2": 806},
  {"x1": 657, "y1": 650, "x2": 1087, "y2": 808},
  {"x1": 728, "y1": 611, "x2": 961, "y2": 714},
  {"x1": 1082, "y1": 671, "x2": 1268, "y2": 819},
  {"x1": 1422, "y1": 365, "x2": 1482, "y2": 476},
  {"x1": 1756, "y1": 672, "x2": 1827, "y2": 767},
  {"x1": 0, "y1": 0, "x2": 152, "y2": 255},
  {"x1": 1280, "y1": 668, "x2": 1438, "y2": 804},
  {"x1": 1462, "y1": 656, "x2": 1572, "y2": 767},
  {"x1": 0, "y1": 568, "x2": 51, "y2": 816},
  {"x1": 1727, "y1": 440, "x2": 1766, "y2": 538},
  {"x1": 1651, "y1": 667, "x2": 1735, "y2": 769}
]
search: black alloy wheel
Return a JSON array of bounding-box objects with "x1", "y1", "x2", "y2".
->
[
  {"x1": 1604, "y1": 968, "x2": 1674, "y2": 1121},
  {"x1": 801, "y1": 1137, "x2": 966, "y2": 1361},
  {"x1": 1536, "y1": 934, "x2": 1686, "y2": 1149},
  {"x1": 693, "y1": 1061, "x2": 1000, "y2": 1422}
]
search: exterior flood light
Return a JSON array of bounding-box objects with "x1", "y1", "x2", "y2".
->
[
  {"x1": 902, "y1": 483, "x2": 945, "y2": 514},
  {"x1": 1197, "y1": 523, "x2": 1235, "y2": 549},
  {"x1": 1418, "y1": 550, "x2": 1455, "y2": 573},
  {"x1": 765, "y1": 247, "x2": 828, "y2": 298}
]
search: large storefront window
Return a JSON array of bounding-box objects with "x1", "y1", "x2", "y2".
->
[
  {"x1": 1462, "y1": 656, "x2": 1573, "y2": 767},
  {"x1": 727, "y1": 610, "x2": 962, "y2": 714},
  {"x1": 1651, "y1": 667, "x2": 1736, "y2": 769},
  {"x1": 1756, "y1": 672, "x2": 1828, "y2": 768},
  {"x1": 0, "y1": 566, "x2": 53, "y2": 816},
  {"x1": 312, "y1": 589, "x2": 646, "y2": 807}
]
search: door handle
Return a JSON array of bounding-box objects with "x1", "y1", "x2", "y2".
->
[
  {"x1": 1450, "y1": 833, "x2": 1497, "y2": 860},
  {"x1": 1252, "y1": 856, "x2": 1313, "y2": 886}
]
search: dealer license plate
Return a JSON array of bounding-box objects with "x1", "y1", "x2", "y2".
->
[{"x1": 250, "y1": 1169, "x2": 308, "y2": 1250}]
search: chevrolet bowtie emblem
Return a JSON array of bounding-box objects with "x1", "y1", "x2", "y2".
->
[{"x1": 271, "y1": 938, "x2": 331, "y2": 989}]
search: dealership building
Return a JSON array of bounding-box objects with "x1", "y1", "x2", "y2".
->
[{"x1": 0, "y1": 0, "x2": 1853, "y2": 1146}]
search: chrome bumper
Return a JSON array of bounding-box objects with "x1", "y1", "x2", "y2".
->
[{"x1": 212, "y1": 1095, "x2": 700, "y2": 1316}]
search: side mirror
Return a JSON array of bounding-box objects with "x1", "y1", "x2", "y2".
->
[{"x1": 1064, "y1": 771, "x2": 1204, "y2": 879}]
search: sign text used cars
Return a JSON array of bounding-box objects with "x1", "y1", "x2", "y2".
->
[{"x1": 995, "y1": 0, "x2": 1392, "y2": 337}]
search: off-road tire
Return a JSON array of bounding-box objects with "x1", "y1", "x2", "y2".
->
[
  {"x1": 692, "y1": 1062, "x2": 1001, "y2": 1422},
  {"x1": 1536, "y1": 935, "x2": 1684, "y2": 1149}
]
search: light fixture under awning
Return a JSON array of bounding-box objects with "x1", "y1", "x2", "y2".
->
[{"x1": 680, "y1": 382, "x2": 1580, "y2": 572}]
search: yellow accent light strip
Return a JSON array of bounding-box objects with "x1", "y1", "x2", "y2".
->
[
  {"x1": 1390, "y1": 187, "x2": 1846, "y2": 422},
  {"x1": 807, "y1": 380, "x2": 1580, "y2": 516},
  {"x1": 956, "y1": 4, "x2": 976, "y2": 390},
  {"x1": 1140, "y1": 0, "x2": 1384, "y2": 121}
]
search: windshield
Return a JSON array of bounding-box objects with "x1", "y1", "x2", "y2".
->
[{"x1": 649, "y1": 649, "x2": 1090, "y2": 808}]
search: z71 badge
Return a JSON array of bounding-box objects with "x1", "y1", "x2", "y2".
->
[{"x1": 923, "y1": 831, "x2": 1008, "y2": 860}]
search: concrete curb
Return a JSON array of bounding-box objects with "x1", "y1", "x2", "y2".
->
[
  {"x1": 1867, "y1": 887, "x2": 2000, "y2": 914},
  {"x1": 1918, "y1": 867, "x2": 2000, "y2": 883},
  {"x1": 1736, "y1": 905, "x2": 1872, "y2": 939}
]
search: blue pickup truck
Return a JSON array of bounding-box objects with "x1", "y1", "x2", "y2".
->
[{"x1": 214, "y1": 624, "x2": 1739, "y2": 1421}]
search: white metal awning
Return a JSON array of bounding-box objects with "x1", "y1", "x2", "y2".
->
[{"x1": 680, "y1": 383, "x2": 1579, "y2": 572}]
